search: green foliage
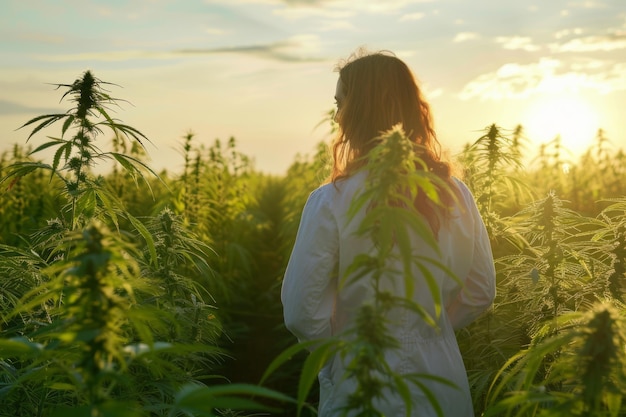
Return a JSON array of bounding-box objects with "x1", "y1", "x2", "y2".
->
[
  {"x1": 484, "y1": 303, "x2": 626, "y2": 417},
  {"x1": 2, "y1": 222, "x2": 158, "y2": 412},
  {"x1": 457, "y1": 125, "x2": 626, "y2": 416},
  {"x1": 458, "y1": 124, "x2": 532, "y2": 243},
  {"x1": 3, "y1": 70, "x2": 158, "y2": 232},
  {"x1": 0, "y1": 144, "x2": 62, "y2": 245},
  {"x1": 337, "y1": 127, "x2": 456, "y2": 417},
  {"x1": 0, "y1": 71, "x2": 290, "y2": 417},
  {"x1": 2, "y1": 70, "x2": 626, "y2": 416},
  {"x1": 139, "y1": 207, "x2": 221, "y2": 348}
]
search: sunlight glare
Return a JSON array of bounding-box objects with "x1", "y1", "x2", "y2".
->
[
  {"x1": 562, "y1": 163, "x2": 570, "y2": 174},
  {"x1": 523, "y1": 96, "x2": 599, "y2": 158}
]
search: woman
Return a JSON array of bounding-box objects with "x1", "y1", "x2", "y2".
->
[{"x1": 281, "y1": 49, "x2": 496, "y2": 416}]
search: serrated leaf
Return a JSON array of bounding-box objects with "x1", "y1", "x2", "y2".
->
[
  {"x1": 298, "y1": 339, "x2": 339, "y2": 416},
  {"x1": 61, "y1": 115, "x2": 75, "y2": 137},
  {"x1": 126, "y1": 213, "x2": 157, "y2": 266},
  {"x1": 52, "y1": 142, "x2": 71, "y2": 174},
  {"x1": 75, "y1": 188, "x2": 97, "y2": 219},
  {"x1": 0, "y1": 337, "x2": 44, "y2": 357},
  {"x1": 260, "y1": 340, "x2": 319, "y2": 385},
  {"x1": 0, "y1": 162, "x2": 53, "y2": 185},
  {"x1": 96, "y1": 107, "x2": 150, "y2": 145},
  {"x1": 108, "y1": 151, "x2": 160, "y2": 195},
  {"x1": 29, "y1": 138, "x2": 67, "y2": 155},
  {"x1": 18, "y1": 113, "x2": 69, "y2": 141},
  {"x1": 96, "y1": 189, "x2": 120, "y2": 229},
  {"x1": 173, "y1": 383, "x2": 293, "y2": 414}
]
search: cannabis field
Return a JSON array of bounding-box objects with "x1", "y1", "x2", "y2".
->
[{"x1": 1, "y1": 71, "x2": 625, "y2": 417}]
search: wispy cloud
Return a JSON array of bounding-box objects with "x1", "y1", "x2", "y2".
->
[
  {"x1": 31, "y1": 35, "x2": 328, "y2": 63},
  {"x1": 459, "y1": 58, "x2": 626, "y2": 100},
  {"x1": 554, "y1": 28, "x2": 584, "y2": 39},
  {"x1": 34, "y1": 50, "x2": 177, "y2": 62},
  {"x1": 215, "y1": 0, "x2": 436, "y2": 19},
  {"x1": 495, "y1": 36, "x2": 541, "y2": 52},
  {"x1": 0, "y1": 99, "x2": 59, "y2": 116},
  {"x1": 568, "y1": 0, "x2": 607, "y2": 9},
  {"x1": 272, "y1": 5, "x2": 353, "y2": 19},
  {"x1": 550, "y1": 34, "x2": 626, "y2": 52},
  {"x1": 453, "y1": 32, "x2": 479, "y2": 43},
  {"x1": 177, "y1": 35, "x2": 327, "y2": 62},
  {"x1": 423, "y1": 85, "x2": 443, "y2": 99}
]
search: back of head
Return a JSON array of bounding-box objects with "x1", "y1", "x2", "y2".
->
[
  {"x1": 331, "y1": 48, "x2": 456, "y2": 234},
  {"x1": 336, "y1": 50, "x2": 435, "y2": 158},
  {"x1": 332, "y1": 49, "x2": 447, "y2": 179}
]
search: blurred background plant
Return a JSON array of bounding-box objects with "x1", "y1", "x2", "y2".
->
[
  {"x1": 0, "y1": 71, "x2": 289, "y2": 417},
  {"x1": 1, "y1": 74, "x2": 625, "y2": 416}
]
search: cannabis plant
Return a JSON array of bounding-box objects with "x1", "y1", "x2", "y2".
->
[
  {"x1": 0, "y1": 222, "x2": 163, "y2": 415},
  {"x1": 1, "y1": 70, "x2": 157, "y2": 231},
  {"x1": 264, "y1": 126, "x2": 457, "y2": 416},
  {"x1": 459, "y1": 124, "x2": 532, "y2": 249},
  {"x1": 484, "y1": 302, "x2": 626, "y2": 416},
  {"x1": 0, "y1": 70, "x2": 291, "y2": 417}
]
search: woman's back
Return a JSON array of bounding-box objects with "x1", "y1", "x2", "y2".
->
[
  {"x1": 282, "y1": 48, "x2": 495, "y2": 417},
  {"x1": 282, "y1": 171, "x2": 495, "y2": 416}
]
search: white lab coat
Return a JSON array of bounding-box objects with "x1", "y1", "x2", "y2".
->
[{"x1": 281, "y1": 171, "x2": 496, "y2": 416}]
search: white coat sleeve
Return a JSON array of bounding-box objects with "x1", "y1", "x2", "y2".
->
[
  {"x1": 281, "y1": 187, "x2": 338, "y2": 344},
  {"x1": 447, "y1": 182, "x2": 496, "y2": 330}
]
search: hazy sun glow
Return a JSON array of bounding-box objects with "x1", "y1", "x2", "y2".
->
[{"x1": 523, "y1": 95, "x2": 599, "y2": 158}]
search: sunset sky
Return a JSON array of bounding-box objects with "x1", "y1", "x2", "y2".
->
[{"x1": 1, "y1": 0, "x2": 625, "y2": 175}]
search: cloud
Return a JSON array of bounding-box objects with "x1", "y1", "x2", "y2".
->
[
  {"x1": 495, "y1": 36, "x2": 541, "y2": 52},
  {"x1": 0, "y1": 99, "x2": 59, "y2": 116},
  {"x1": 554, "y1": 28, "x2": 584, "y2": 40},
  {"x1": 423, "y1": 86, "x2": 443, "y2": 99},
  {"x1": 177, "y1": 35, "x2": 327, "y2": 62},
  {"x1": 459, "y1": 58, "x2": 626, "y2": 100},
  {"x1": 568, "y1": 0, "x2": 606, "y2": 9},
  {"x1": 214, "y1": 0, "x2": 436, "y2": 5},
  {"x1": 34, "y1": 50, "x2": 177, "y2": 62},
  {"x1": 282, "y1": 0, "x2": 328, "y2": 4},
  {"x1": 453, "y1": 32, "x2": 479, "y2": 43},
  {"x1": 248, "y1": 0, "x2": 435, "y2": 19},
  {"x1": 31, "y1": 36, "x2": 328, "y2": 63},
  {"x1": 272, "y1": 5, "x2": 353, "y2": 19},
  {"x1": 550, "y1": 34, "x2": 626, "y2": 52}
]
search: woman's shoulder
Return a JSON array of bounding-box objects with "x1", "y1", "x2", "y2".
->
[
  {"x1": 449, "y1": 176, "x2": 483, "y2": 221},
  {"x1": 308, "y1": 181, "x2": 336, "y2": 201},
  {"x1": 303, "y1": 182, "x2": 338, "y2": 212},
  {"x1": 309, "y1": 171, "x2": 367, "y2": 199},
  {"x1": 451, "y1": 176, "x2": 475, "y2": 202},
  {"x1": 303, "y1": 172, "x2": 367, "y2": 216}
]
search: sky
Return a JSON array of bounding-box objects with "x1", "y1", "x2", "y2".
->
[{"x1": 1, "y1": 0, "x2": 625, "y2": 175}]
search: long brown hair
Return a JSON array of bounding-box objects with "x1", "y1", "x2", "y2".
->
[{"x1": 331, "y1": 49, "x2": 456, "y2": 234}]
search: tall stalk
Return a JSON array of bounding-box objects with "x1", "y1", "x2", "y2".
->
[
  {"x1": 3, "y1": 70, "x2": 156, "y2": 231},
  {"x1": 459, "y1": 124, "x2": 531, "y2": 243}
]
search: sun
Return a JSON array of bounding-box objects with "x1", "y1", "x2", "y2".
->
[{"x1": 522, "y1": 95, "x2": 600, "y2": 159}]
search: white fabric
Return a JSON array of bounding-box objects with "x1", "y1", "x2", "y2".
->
[{"x1": 281, "y1": 171, "x2": 496, "y2": 417}]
